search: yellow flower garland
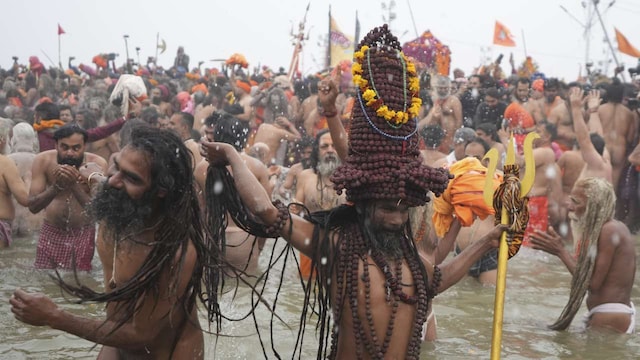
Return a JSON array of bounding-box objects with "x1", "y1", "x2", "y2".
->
[{"x1": 352, "y1": 45, "x2": 422, "y2": 126}]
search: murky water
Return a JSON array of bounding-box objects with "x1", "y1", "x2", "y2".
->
[{"x1": 1, "y1": 233, "x2": 639, "y2": 359}]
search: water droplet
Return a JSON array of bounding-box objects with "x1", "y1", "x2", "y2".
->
[
  {"x1": 320, "y1": 257, "x2": 327, "y2": 265},
  {"x1": 213, "y1": 180, "x2": 224, "y2": 194},
  {"x1": 558, "y1": 222, "x2": 569, "y2": 237},
  {"x1": 304, "y1": 238, "x2": 310, "y2": 245}
]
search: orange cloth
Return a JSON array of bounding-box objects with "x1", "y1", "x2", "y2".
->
[
  {"x1": 226, "y1": 53, "x2": 249, "y2": 68},
  {"x1": 92, "y1": 55, "x2": 108, "y2": 69},
  {"x1": 532, "y1": 79, "x2": 544, "y2": 92},
  {"x1": 432, "y1": 157, "x2": 501, "y2": 237},
  {"x1": 504, "y1": 102, "x2": 534, "y2": 130},
  {"x1": 236, "y1": 80, "x2": 251, "y2": 94},
  {"x1": 191, "y1": 83, "x2": 208, "y2": 95},
  {"x1": 33, "y1": 119, "x2": 65, "y2": 132},
  {"x1": 299, "y1": 253, "x2": 315, "y2": 278},
  {"x1": 523, "y1": 196, "x2": 548, "y2": 247}
]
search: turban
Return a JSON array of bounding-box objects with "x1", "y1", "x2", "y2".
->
[
  {"x1": 532, "y1": 79, "x2": 544, "y2": 92},
  {"x1": 504, "y1": 102, "x2": 534, "y2": 130}
]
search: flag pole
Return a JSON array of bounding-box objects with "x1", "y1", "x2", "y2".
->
[
  {"x1": 592, "y1": 0, "x2": 626, "y2": 81},
  {"x1": 58, "y1": 32, "x2": 63, "y2": 70},
  {"x1": 406, "y1": 0, "x2": 420, "y2": 38},
  {"x1": 521, "y1": 29, "x2": 528, "y2": 58},
  {"x1": 155, "y1": 32, "x2": 160, "y2": 66},
  {"x1": 326, "y1": 5, "x2": 331, "y2": 70}
]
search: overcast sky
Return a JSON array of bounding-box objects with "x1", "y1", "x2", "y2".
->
[{"x1": 2, "y1": 0, "x2": 639, "y2": 81}]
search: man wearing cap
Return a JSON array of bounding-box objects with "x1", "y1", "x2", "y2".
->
[
  {"x1": 433, "y1": 127, "x2": 476, "y2": 168},
  {"x1": 201, "y1": 25, "x2": 505, "y2": 359}
]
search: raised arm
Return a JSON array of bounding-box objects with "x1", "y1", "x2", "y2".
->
[
  {"x1": 200, "y1": 140, "x2": 316, "y2": 256},
  {"x1": 570, "y1": 88, "x2": 604, "y2": 169},
  {"x1": 319, "y1": 78, "x2": 348, "y2": 162}
]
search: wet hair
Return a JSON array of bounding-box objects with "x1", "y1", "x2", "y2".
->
[
  {"x1": 545, "y1": 77, "x2": 559, "y2": 90},
  {"x1": 212, "y1": 111, "x2": 249, "y2": 151},
  {"x1": 476, "y1": 122, "x2": 498, "y2": 141},
  {"x1": 309, "y1": 129, "x2": 330, "y2": 173},
  {"x1": 541, "y1": 121, "x2": 558, "y2": 140},
  {"x1": 53, "y1": 127, "x2": 214, "y2": 357},
  {"x1": 119, "y1": 118, "x2": 148, "y2": 148},
  {"x1": 308, "y1": 77, "x2": 319, "y2": 94},
  {"x1": 34, "y1": 102, "x2": 59, "y2": 120},
  {"x1": 467, "y1": 136, "x2": 491, "y2": 154},
  {"x1": 419, "y1": 124, "x2": 445, "y2": 148},
  {"x1": 53, "y1": 123, "x2": 88, "y2": 143},
  {"x1": 176, "y1": 111, "x2": 194, "y2": 129},
  {"x1": 140, "y1": 106, "x2": 159, "y2": 127},
  {"x1": 590, "y1": 133, "x2": 605, "y2": 155},
  {"x1": 517, "y1": 77, "x2": 531, "y2": 86},
  {"x1": 606, "y1": 78, "x2": 624, "y2": 103},
  {"x1": 485, "y1": 87, "x2": 501, "y2": 100}
]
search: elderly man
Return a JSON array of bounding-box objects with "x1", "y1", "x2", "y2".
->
[
  {"x1": 29, "y1": 124, "x2": 107, "y2": 271},
  {"x1": 530, "y1": 177, "x2": 635, "y2": 334},
  {"x1": 420, "y1": 75, "x2": 463, "y2": 152}
]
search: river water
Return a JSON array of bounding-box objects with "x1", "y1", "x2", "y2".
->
[{"x1": 1, "y1": 232, "x2": 638, "y2": 359}]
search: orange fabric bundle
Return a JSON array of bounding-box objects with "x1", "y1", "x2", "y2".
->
[
  {"x1": 33, "y1": 119, "x2": 65, "y2": 132},
  {"x1": 235, "y1": 80, "x2": 251, "y2": 94},
  {"x1": 92, "y1": 55, "x2": 108, "y2": 69},
  {"x1": 504, "y1": 102, "x2": 534, "y2": 130},
  {"x1": 432, "y1": 157, "x2": 501, "y2": 237},
  {"x1": 191, "y1": 83, "x2": 208, "y2": 95},
  {"x1": 532, "y1": 79, "x2": 544, "y2": 92},
  {"x1": 225, "y1": 53, "x2": 249, "y2": 68}
]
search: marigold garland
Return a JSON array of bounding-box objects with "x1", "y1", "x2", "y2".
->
[{"x1": 352, "y1": 45, "x2": 422, "y2": 126}]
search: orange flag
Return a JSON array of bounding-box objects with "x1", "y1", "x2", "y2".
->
[
  {"x1": 58, "y1": 24, "x2": 65, "y2": 35},
  {"x1": 614, "y1": 28, "x2": 640, "y2": 58},
  {"x1": 493, "y1": 21, "x2": 515, "y2": 47}
]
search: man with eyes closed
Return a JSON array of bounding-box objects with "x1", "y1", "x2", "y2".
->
[{"x1": 29, "y1": 124, "x2": 107, "y2": 271}]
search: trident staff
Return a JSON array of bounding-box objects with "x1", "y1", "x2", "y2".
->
[{"x1": 484, "y1": 132, "x2": 538, "y2": 359}]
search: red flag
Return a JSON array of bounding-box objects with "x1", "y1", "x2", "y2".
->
[
  {"x1": 58, "y1": 24, "x2": 65, "y2": 35},
  {"x1": 493, "y1": 21, "x2": 515, "y2": 47},
  {"x1": 614, "y1": 28, "x2": 640, "y2": 58}
]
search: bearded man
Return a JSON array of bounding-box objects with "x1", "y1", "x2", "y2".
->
[
  {"x1": 11, "y1": 126, "x2": 214, "y2": 358},
  {"x1": 420, "y1": 75, "x2": 462, "y2": 152},
  {"x1": 530, "y1": 177, "x2": 635, "y2": 334},
  {"x1": 291, "y1": 129, "x2": 347, "y2": 278},
  {"x1": 29, "y1": 124, "x2": 107, "y2": 270},
  {"x1": 200, "y1": 25, "x2": 505, "y2": 359}
]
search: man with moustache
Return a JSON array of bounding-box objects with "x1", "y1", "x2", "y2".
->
[
  {"x1": 420, "y1": 75, "x2": 463, "y2": 152},
  {"x1": 292, "y1": 129, "x2": 347, "y2": 277},
  {"x1": 11, "y1": 126, "x2": 211, "y2": 359},
  {"x1": 29, "y1": 124, "x2": 107, "y2": 271},
  {"x1": 530, "y1": 177, "x2": 635, "y2": 334},
  {"x1": 512, "y1": 77, "x2": 544, "y2": 124}
]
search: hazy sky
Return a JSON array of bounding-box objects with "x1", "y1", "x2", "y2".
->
[{"x1": 2, "y1": 0, "x2": 639, "y2": 80}]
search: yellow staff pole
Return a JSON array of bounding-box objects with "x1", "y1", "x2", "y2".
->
[{"x1": 485, "y1": 133, "x2": 538, "y2": 359}]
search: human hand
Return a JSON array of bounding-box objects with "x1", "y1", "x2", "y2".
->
[
  {"x1": 529, "y1": 226, "x2": 564, "y2": 256},
  {"x1": 10, "y1": 289, "x2": 59, "y2": 327},
  {"x1": 568, "y1": 87, "x2": 583, "y2": 109},
  {"x1": 128, "y1": 97, "x2": 143, "y2": 118},
  {"x1": 275, "y1": 116, "x2": 291, "y2": 129},
  {"x1": 79, "y1": 162, "x2": 104, "y2": 179},
  {"x1": 200, "y1": 138, "x2": 234, "y2": 166},
  {"x1": 484, "y1": 224, "x2": 509, "y2": 248},
  {"x1": 586, "y1": 89, "x2": 601, "y2": 111},
  {"x1": 317, "y1": 78, "x2": 339, "y2": 112},
  {"x1": 54, "y1": 165, "x2": 80, "y2": 188}
]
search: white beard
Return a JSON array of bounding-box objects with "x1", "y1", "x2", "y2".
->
[
  {"x1": 317, "y1": 155, "x2": 341, "y2": 177},
  {"x1": 569, "y1": 213, "x2": 585, "y2": 251}
]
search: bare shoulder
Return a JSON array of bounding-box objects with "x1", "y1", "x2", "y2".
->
[
  {"x1": 534, "y1": 147, "x2": 555, "y2": 163},
  {"x1": 600, "y1": 220, "x2": 632, "y2": 244},
  {"x1": 85, "y1": 152, "x2": 108, "y2": 168},
  {"x1": 296, "y1": 168, "x2": 315, "y2": 183}
]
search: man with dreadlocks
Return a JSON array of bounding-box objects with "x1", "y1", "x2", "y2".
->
[
  {"x1": 10, "y1": 127, "x2": 213, "y2": 359},
  {"x1": 200, "y1": 25, "x2": 506, "y2": 359},
  {"x1": 530, "y1": 177, "x2": 636, "y2": 334}
]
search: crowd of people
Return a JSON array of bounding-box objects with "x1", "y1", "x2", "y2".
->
[{"x1": 1, "y1": 23, "x2": 638, "y2": 359}]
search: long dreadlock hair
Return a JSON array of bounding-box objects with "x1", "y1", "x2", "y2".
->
[
  {"x1": 53, "y1": 127, "x2": 215, "y2": 355},
  {"x1": 549, "y1": 177, "x2": 616, "y2": 330}
]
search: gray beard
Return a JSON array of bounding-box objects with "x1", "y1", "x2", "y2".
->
[
  {"x1": 317, "y1": 157, "x2": 341, "y2": 177},
  {"x1": 370, "y1": 230, "x2": 404, "y2": 259},
  {"x1": 569, "y1": 214, "x2": 585, "y2": 250}
]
